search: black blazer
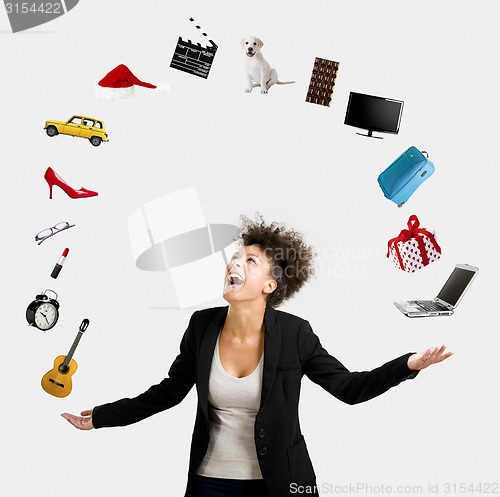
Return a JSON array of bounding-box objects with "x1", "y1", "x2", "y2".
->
[{"x1": 92, "y1": 305, "x2": 419, "y2": 496}]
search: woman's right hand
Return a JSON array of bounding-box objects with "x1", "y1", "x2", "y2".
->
[{"x1": 61, "y1": 409, "x2": 94, "y2": 430}]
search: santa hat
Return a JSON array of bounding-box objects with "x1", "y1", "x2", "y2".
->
[{"x1": 95, "y1": 64, "x2": 169, "y2": 99}]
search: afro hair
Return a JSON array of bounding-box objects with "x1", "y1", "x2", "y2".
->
[{"x1": 236, "y1": 213, "x2": 317, "y2": 308}]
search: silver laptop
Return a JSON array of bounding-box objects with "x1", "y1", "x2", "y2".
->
[{"x1": 394, "y1": 264, "x2": 478, "y2": 317}]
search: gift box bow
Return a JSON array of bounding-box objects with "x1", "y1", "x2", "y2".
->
[{"x1": 386, "y1": 215, "x2": 441, "y2": 269}]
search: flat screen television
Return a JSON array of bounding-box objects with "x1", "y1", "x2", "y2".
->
[{"x1": 344, "y1": 92, "x2": 404, "y2": 139}]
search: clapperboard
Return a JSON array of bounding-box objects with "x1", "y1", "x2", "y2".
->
[{"x1": 170, "y1": 18, "x2": 218, "y2": 79}]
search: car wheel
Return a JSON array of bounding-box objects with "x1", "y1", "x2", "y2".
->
[
  {"x1": 46, "y1": 125, "x2": 58, "y2": 137},
  {"x1": 90, "y1": 136, "x2": 102, "y2": 147}
]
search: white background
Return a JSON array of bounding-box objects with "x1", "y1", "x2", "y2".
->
[{"x1": 1, "y1": 1, "x2": 499, "y2": 495}]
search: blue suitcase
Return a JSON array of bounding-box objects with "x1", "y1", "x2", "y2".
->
[{"x1": 377, "y1": 146, "x2": 434, "y2": 207}]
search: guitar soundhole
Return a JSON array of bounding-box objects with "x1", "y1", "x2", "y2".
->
[{"x1": 59, "y1": 365, "x2": 69, "y2": 374}]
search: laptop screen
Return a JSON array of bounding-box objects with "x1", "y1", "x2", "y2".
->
[{"x1": 437, "y1": 267, "x2": 476, "y2": 306}]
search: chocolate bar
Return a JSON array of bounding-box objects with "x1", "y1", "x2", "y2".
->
[{"x1": 305, "y1": 57, "x2": 340, "y2": 107}]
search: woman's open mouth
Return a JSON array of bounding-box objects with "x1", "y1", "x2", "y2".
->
[{"x1": 226, "y1": 272, "x2": 245, "y2": 289}]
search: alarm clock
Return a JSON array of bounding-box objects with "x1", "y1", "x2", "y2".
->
[{"x1": 26, "y1": 289, "x2": 60, "y2": 331}]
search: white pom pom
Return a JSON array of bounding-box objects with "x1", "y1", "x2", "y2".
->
[
  {"x1": 95, "y1": 82, "x2": 134, "y2": 100},
  {"x1": 154, "y1": 82, "x2": 170, "y2": 94}
]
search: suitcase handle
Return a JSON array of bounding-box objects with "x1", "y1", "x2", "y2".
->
[{"x1": 421, "y1": 150, "x2": 429, "y2": 158}]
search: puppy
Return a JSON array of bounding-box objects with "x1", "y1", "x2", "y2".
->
[{"x1": 240, "y1": 35, "x2": 295, "y2": 94}]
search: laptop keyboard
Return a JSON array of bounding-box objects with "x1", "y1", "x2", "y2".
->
[{"x1": 410, "y1": 300, "x2": 447, "y2": 312}]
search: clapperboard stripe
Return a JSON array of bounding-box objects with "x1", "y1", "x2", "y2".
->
[
  {"x1": 170, "y1": 18, "x2": 218, "y2": 79},
  {"x1": 190, "y1": 17, "x2": 217, "y2": 49}
]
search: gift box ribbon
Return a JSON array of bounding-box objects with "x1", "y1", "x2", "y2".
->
[{"x1": 386, "y1": 215, "x2": 441, "y2": 270}]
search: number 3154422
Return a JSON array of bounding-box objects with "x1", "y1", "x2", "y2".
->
[{"x1": 5, "y1": 3, "x2": 62, "y2": 14}]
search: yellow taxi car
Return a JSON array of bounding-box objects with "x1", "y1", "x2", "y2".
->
[{"x1": 44, "y1": 115, "x2": 109, "y2": 147}]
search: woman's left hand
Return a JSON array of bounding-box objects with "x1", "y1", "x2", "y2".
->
[{"x1": 408, "y1": 345, "x2": 453, "y2": 370}]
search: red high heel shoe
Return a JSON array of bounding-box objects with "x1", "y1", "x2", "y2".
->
[{"x1": 44, "y1": 167, "x2": 98, "y2": 199}]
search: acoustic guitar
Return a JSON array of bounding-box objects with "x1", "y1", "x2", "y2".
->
[{"x1": 41, "y1": 319, "x2": 89, "y2": 398}]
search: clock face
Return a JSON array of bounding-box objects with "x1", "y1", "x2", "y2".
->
[{"x1": 34, "y1": 303, "x2": 58, "y2": 330}]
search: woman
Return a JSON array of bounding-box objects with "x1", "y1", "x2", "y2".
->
[{"x1": 62, "y1": 214, "x2": 452, "y2": 497}]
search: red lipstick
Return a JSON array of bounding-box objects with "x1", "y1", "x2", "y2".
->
[{"x1": 51, "y1": 248, "x2": 69, "y2": 279}]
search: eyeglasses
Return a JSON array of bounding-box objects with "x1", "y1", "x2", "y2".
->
[{"x1": 35, "y1": 222, "x2": 76, "y2": 245}]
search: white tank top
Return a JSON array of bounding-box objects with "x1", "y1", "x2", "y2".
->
[{"x1": 196, "y1": 328, "x2": 264, "y2": 479}]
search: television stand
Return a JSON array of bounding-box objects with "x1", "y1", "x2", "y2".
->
[{"x1": 356, "y1": 130, "x2": 383, "y2": 139}]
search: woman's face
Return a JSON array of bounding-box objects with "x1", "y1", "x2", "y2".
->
[{"x1": 223, "y1": 245, "x2": 277, "y2": 304}]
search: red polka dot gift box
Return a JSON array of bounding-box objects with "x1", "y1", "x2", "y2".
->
[{"x1": 387, "y1": 215, "x2": 442, "y2": 273}]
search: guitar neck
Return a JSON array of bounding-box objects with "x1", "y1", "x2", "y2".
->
[{"x1": 62, "y1": 331, "x2": 83, "y2": 368}]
